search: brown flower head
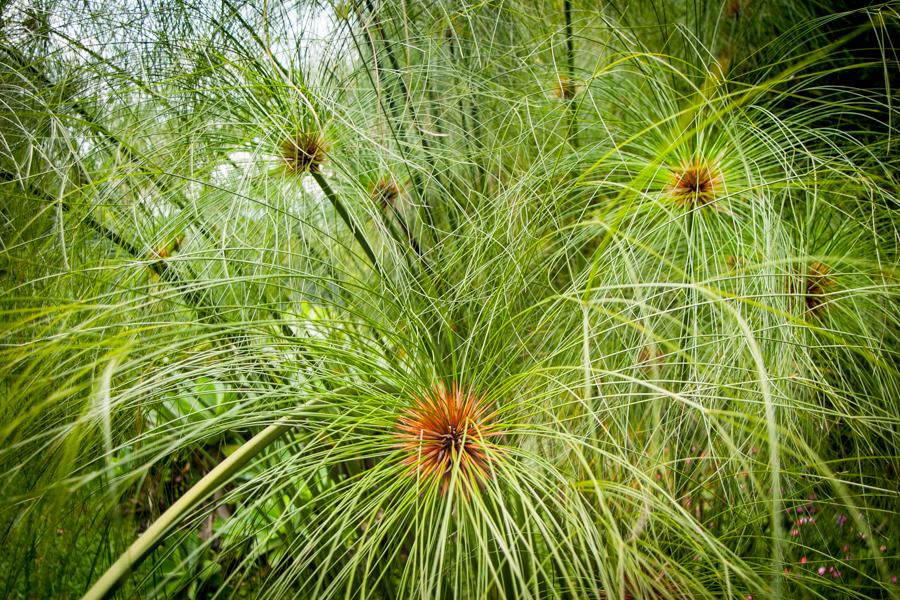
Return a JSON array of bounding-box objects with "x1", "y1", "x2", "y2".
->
[
  {"x1": 554, "y1": 76, "x2": 576, "y2": 101},
  {"x1": 669, "y1": 160, "x2": 722, "y2": 207},
  {"x1": 726, "y1": 254, "x2": 743, "y2": 272},
  {"x1": 371, "y1": 178, "x2": 401, "y2": 209},
  {"x1": 724, "y1": 0, "x2": 747, "y2": 20},
  {"x1": 151, "y1": 233, "x2": 184, "y2": 260},
  {"x1": 803, "y1": 261, "x2": 834, "y2": 313},
  {"x1": 637, "y1": 345, "x2": 664, "y2": 371},
  {"x1": 281, "y1": 131, "x2": 327, "y2": 174},
  {"x1": 395, "y1": 384, "x2": 498, "y2": 492}
]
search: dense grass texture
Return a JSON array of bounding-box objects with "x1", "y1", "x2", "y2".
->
[{"x1": 1, "y1": 0, "x2": 899, "y2": 598}]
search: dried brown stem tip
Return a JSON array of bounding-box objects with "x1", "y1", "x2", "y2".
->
[
  {"x1": 804, "y1": 261, "x2": 834, "y2": 313},
  {"x1": 282, "y1": 131, "x2": 327, "y2": 174},
  {"x1": 669, "y1": 160, "x2": 722, "y2": 207},
  {"x1": 396, "y1": 385, "x2": 498, "y2": 492}
]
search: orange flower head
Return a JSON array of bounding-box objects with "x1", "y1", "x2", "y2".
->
[
  {"x1": 669, "y1": 160, "x2": 722, "y2": 207},
  {"x1": 395, "y1": 385, "x2": 497, "y2": 492}
]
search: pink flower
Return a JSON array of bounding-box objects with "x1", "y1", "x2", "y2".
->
[
  {"x1": 800, "y1": 556, "x2": 808, "y2": 565},
  {"x1": 818, "y1": 567, "x2": 826, "y2": 576}
]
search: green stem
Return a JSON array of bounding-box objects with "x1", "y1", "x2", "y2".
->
[
  {"x1": 312, "y1": 172, "x2": 383, "y2": 276},
  {"x1": 81, "y1": 418, "x2": 291, "y2": 600}
]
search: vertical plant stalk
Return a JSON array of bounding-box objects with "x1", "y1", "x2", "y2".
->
[
  {"x1": 311, "y1": 172, "x2": 383, "y2": 275},
  {"x1": 344, "y1": 21, "x2": 433, "y2": 263},
  {"x1": 447, "y1": 22, "x2": 487, "y2": 198},
  {"x1": 55, "y1": 177, "x2": 70, "y2": 270},
  {"x1": 360, "y1": 0, "x2": 440, "y2": 234},
  {"x1": 563, "y1": 0, "x2": 578, "y2": 147},
  {"x1": 81, "y1": 418, "x2": 291, "y2": 600},
  {"x1": 384, "y1": 199, "x2": 426, "y2": 262},
  {"x1": 349, "y1": 5, "x2": 451, "y2": 297}
]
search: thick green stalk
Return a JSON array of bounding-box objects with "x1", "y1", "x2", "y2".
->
[{"x1": 80, "y1": 418, "x2": 291, "y2": 600}]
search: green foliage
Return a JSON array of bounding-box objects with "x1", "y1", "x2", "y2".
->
[{"x1": 1, "y1": 0, "x2": 898, "y2": 598}]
